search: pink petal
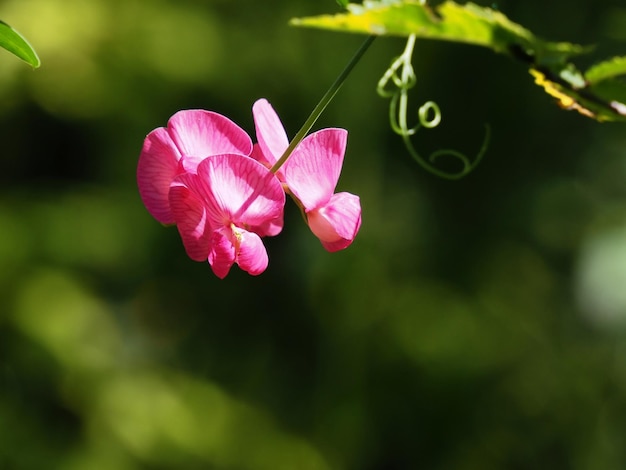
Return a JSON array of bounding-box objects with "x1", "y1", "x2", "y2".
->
[
  {"x1": 283, "y1": 128, "x2": 347, "y2": 211},
  {"x1": 233, "y1": 227, "x2": 269, "y2": 276},
  {"x1": 307, "y1": 192, "x2": 362, "y2": 252},
  {"x1": 137, "y1": 127, "x2": 182, "y2": 224},
  {"x1": 208, "y1": 226, "x2": 236, "y2": 279},
  {"x1": 319, "y1": 237, "x2": 356, "y2": 253},
  {"x1": 250, "y1": 143, "x2": 286, "y2": 183},
  {"x1": 168, "y1": 110, "x2": 253, "y2": 172},
  {"x1": 195, "y1": 154, "x2": 285, "y2": 235},
  {"x1": 250, "y1": 143, "x2": 272, "y2": 168},
  {"x1": 168, "y1": 177, "x2": 212, "y2": 262},
  {"x1": 252, "y1": 99, "x2": 289, "y2": 166},
  {"x1": 255, "y1": 215, "x2": 284, "y2": 237}
]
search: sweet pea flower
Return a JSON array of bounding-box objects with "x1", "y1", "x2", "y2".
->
[
  {"x1": 252, "y1": 99, "x2": 361, "y2": 252},
  {"x1": 169, "y1": 153, "x2": 285, "y2": 278},
  {"x1": 137, "y1": 109, "x2": 253, "y2": 225}
]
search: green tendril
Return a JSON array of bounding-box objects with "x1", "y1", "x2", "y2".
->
[{"x1": 377, "y1": 34, "x2": 490, "y2": 180}]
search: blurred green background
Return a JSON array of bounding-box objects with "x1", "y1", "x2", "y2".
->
[{"x1": 1, "y1": 0, "x2": 626, "y2": 468}]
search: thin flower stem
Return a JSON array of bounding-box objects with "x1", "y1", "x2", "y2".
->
[{"x1": 270, "y1": 35, "x2": 376, "y2": 174}]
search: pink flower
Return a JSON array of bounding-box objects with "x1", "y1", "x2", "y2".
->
[
  {"x1": 169, "y1": 154, "x2": 285, "y2": 278},
  {"x1": 252, "y1": 99, "x2": 361, "y2": 251},
  {"x1": 137, "y1": 99, "x2": 361, "y2": 279},
  {"x1": 137, "y1": 109, "x2": 253, "y2": 225}
]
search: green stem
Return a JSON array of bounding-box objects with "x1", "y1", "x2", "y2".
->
[{"x1": 270, "y1": 35, "x2": 376, "y2": 173}]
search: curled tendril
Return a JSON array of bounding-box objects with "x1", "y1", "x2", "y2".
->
[
  {"x1": 418, "y1": 101, "x2": 441, "y2": 128},
  {"x1": 376, "y1": 34, "x2": 490, "y2": 180}
]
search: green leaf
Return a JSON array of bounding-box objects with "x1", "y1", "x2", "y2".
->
[
  {"x1": 290, "y1": 0, "x2": 586, "y2": 66},
  {"x1": 292, "y1": 0, "x2": 626, "y2": 122},
  {"x1": 530, "y1": 68, "x2": 626, "y2": 122},
  {"x1": 0, "y1": 20, "x2": 40, "y2": 68},
  {"x1": 585, "y1": 56, "x2": 626, "y2": 84}
]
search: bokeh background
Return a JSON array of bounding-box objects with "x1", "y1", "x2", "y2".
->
[{"x1": 1, "y1": 0, "x2": 626, "y2": 468}]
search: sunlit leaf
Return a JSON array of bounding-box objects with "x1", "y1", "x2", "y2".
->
[
  {"x1": 530, "y1": 68, "x2": 626, "y2": 122},
  {"x1": 0, "y1": 20, "x2": 40, "y2": 68},
  {"x1": 292, "y1": 0, "x2": 626, "y2": 122},
  {"x1": 585, "y1": 56, "x2": 626, "y2": 84},
  {"x1": 291, "y1": 0, "x2": 585, "y2": 65}
]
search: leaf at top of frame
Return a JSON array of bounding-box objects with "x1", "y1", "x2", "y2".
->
[{"x1": 291, "y1": 0, "x2": 586, "y2": 67}]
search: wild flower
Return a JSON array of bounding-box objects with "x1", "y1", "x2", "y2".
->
[{"x1": 253, "y1": 99, "x2": 361, "y2": 251}]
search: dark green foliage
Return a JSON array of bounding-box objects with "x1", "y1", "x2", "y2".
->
[{"x1": 1, "y1": 0, "x2": 626, "y2": 469}]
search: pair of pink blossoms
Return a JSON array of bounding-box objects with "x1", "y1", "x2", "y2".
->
[{"x1": 137, "y1": 99, "x2": 361, "y2": 278}]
